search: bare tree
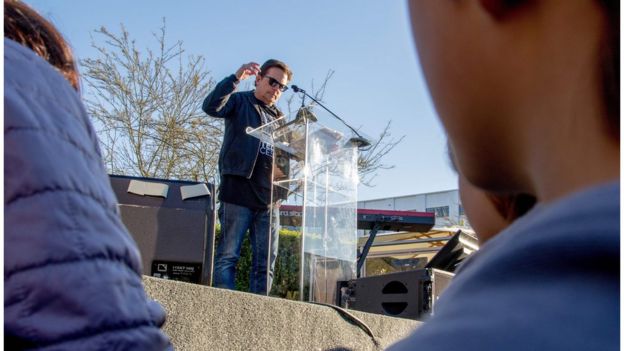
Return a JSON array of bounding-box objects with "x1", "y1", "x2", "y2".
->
[
  {"x1": 285, "y1": 70, "x2": 404, "y2": 187},
  {"x1": 81, "y1": 20, "x2": 221, "y2": 182},
  {"x1": 82, "y1": 21, "x2": 400, "y2": 186},
  {"x1": 356, "y1": 121, "x2": 404, "y2": 186}
]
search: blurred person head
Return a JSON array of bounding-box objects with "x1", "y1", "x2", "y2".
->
[
  {"x1": 389, "y1": 4, "x2": 620, "y2": 349},
  {"x1": 4, "y1": 0, "x2": 80, "y2": 91},
  {"x1": 409, "y1": 0, "x2": 619, "y2": 202}
]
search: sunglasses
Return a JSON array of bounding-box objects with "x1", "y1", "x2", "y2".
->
[{"x1": 264, "y1": 75, "x2": 288, "y2": 92}]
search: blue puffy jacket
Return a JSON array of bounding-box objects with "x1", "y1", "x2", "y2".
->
[{"x1": 4, "y1": 38, "x2": 172, "y2": 350}]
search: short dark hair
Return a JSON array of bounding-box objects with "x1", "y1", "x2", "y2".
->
[
  {"x1": 4, "y1": 0, "x2": 79, "y2": 91},
  {"x1": 597, "y1": 0, "x2": 619, "y2": 138},
  {"x1": 260, "y1": 59, "x2": 293, "y2": 82}
]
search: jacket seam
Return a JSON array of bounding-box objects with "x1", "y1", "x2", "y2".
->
[
  {"x1": 5, "y1": 255, "x2": 142, "y2": 286},
  {"x1": 7, "y1": 319, "x2": 162, "y2": 349},
  {"x1": 6, "y1": 186, "x2": 117, "y2": 213},
  {"x1": 6, "y1": 126, "x2": 103, "y2": 162},
  {"x1": 7, "y1": 77, "x2": 85, "y2": 122},
  {"x1": 6, "y1": 188, "x2": 124, "y2": 244}
]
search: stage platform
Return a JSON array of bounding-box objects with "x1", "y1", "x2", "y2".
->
[{"x1": 143, "y1": 276, "x2": 420, "y2": 351}]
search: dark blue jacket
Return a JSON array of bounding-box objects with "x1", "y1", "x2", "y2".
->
[
  {"x1": 203, "y1": 74, "x2": 283, "y2": 178},
  {"x1": 4, "y1": 39, "x2": 172, "y2": 350}
]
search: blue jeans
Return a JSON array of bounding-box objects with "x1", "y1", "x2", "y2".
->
[{"x1": 213, "y1": 202, "x2": 279, "y2": 295}]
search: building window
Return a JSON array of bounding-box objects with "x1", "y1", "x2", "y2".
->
[
  {"x1": 459, "y1": 204, "x2": 465, "y2": 216},
  {"x1": 426, "y1": 206, "x2": 449, "y2": 218}
]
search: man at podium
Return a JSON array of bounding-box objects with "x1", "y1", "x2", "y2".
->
[{"x1": 202, "y1": 59, "x2": 293, "y2": 295}]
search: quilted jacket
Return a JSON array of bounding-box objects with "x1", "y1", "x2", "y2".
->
[{"x1": 4, "y1": 38, "x2": 172, "y2": 350}]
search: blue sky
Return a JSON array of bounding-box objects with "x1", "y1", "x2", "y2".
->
[{"x1": 24, "y1": 0, "x2": 458, "y2": 201}]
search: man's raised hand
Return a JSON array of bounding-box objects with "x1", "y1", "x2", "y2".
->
[{"x1": 235, "y1": 62, "x2": 261, "y2": 81}]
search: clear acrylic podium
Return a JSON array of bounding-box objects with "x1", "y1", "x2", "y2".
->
[{"x1": 247, "y1": 108, "x2": 359, "y2": 304}]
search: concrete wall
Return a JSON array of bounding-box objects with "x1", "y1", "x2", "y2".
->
[{"x1": 143, "y1": 276, "x2": 420, "y2": 351}]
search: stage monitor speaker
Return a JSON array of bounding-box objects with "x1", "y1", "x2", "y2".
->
[
  {"x1": 109, "y1": 175, "x2": 216, "y2": 285},
  {"x1": 340, "y1": 268, "x2": 454, "y2": 320}
]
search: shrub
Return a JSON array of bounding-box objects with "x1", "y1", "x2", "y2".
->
[{"x1": 214, "y1": 226, "x2": 301, "y2": 299}]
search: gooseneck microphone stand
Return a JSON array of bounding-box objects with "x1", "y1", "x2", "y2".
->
[{"x1": 291, "y1": 85, "x2": 371, "y2": 149}]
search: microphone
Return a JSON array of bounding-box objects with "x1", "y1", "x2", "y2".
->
[
  {"x1": 290, "y1": 83, "x2": 371, "y2": 149},
  {"x1": 348, "y1": 136, "x2": 371, "y2": 148},
  {"x1": 295, "y1": 106, "x2": 318, "y2": 122}
]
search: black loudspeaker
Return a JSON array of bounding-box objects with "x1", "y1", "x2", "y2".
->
[
  {"x1": 109, "y1": 175, "x2": 216, "y2": 285},
  {"x1": 341, "y1": 268, "x2": 454, "y2": 320}
]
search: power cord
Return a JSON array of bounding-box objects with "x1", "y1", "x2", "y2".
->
[{"x1": 310, "y1": 302, "x2": 382, "y2": 350}]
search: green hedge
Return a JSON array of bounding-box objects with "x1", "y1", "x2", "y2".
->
[{"x1": 214, "y1": 226, "x2": 301, "y2": 299}]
